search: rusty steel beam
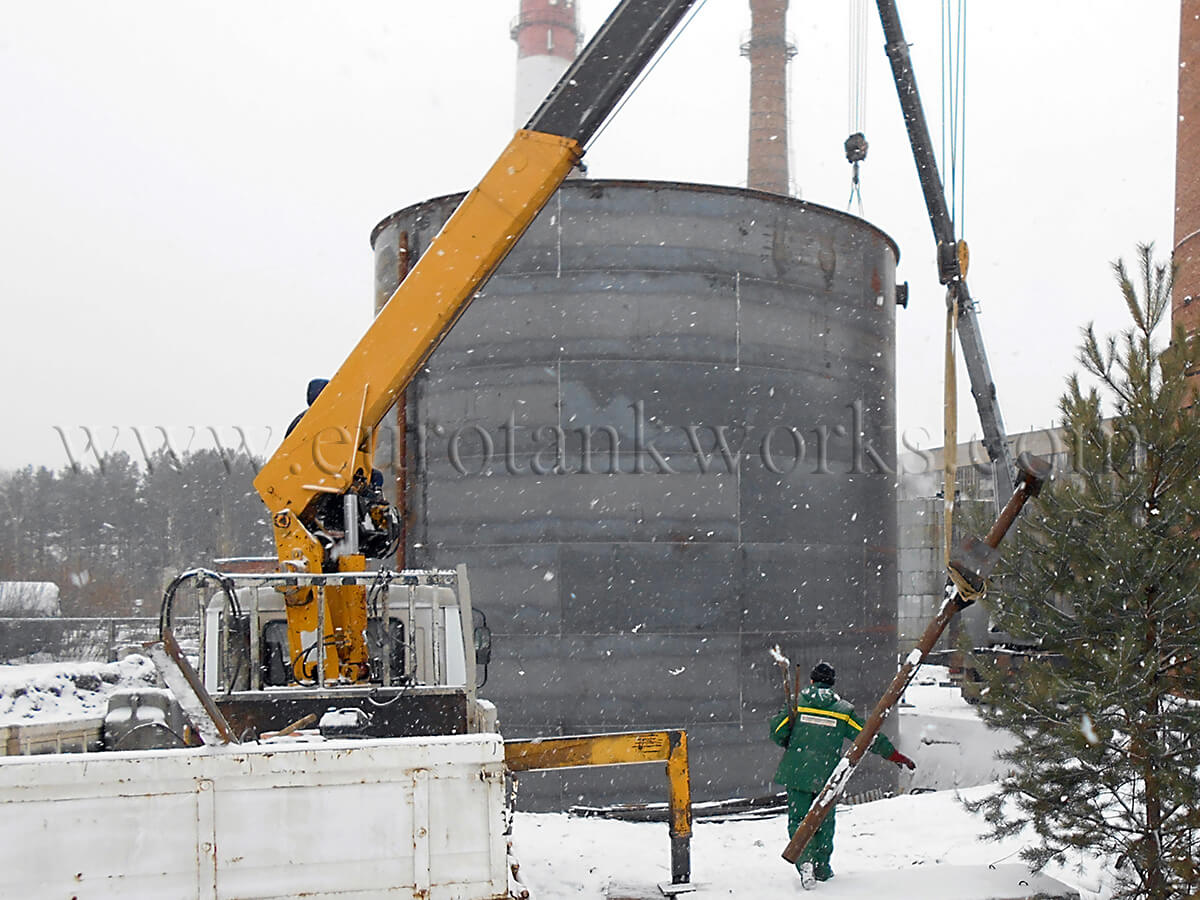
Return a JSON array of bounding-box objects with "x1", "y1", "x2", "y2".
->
[
  {"x1": 147, "y1": 628, "x2": 239, "y2": 746},
  {"x1": 782, "y1": 454, "x2": 1050, "y2": 865}
]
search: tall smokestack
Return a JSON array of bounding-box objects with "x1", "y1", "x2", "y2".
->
[
  {"x1": 1175, "y1": 0, "x2": 1200, "y2": 346},
  {"x1": 743, "y1": 0, "x2": 795, "y2": 195},
  {"x1": 512, "y1": 0, "x2": 581, "y2": 129}
]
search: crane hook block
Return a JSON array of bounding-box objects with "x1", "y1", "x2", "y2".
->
[{"x1": 844, "y1": 132, "x2": 868, "y2": 164}]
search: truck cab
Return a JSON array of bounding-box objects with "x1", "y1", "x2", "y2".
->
[{"x1": 126, "y1": 565, "x2": 495, "y2": 744}]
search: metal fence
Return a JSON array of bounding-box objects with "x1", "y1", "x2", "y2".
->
[{"x1": 0, "y1": 618, "x2": 198, "y2": 663}]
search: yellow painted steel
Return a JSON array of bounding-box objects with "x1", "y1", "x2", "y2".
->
[
  {"x1": 328, "y1": 554, "x2": 368, "y2": 682},
  {"x1": 505, "y1": 730, "x2": 693, "y2": 840},
  {"x1": 270, "y1": 510, "x2": 338, "y2": 683},
  {"x1": 254, "y1": 128, "x2": 581, "y2": 523},
  {"x1": 252, "y1": 128, "x2": 580, "y2": 682},
  {"x1": 664, "y1": 730, "x2": 692, "y2": 841},
  {"x1": 505, "y1": 731, "x2": 670, "y2": 769}
]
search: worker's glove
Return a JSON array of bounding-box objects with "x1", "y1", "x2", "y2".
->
[{"x1": 888, "y1": 750, "x2": 916, "y2": 770}]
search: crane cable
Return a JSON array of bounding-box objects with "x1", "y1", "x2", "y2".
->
[
  {"x1": 941, "y1": 0, "x2": 967, "y2": 568},
  {"x1": 845, "y1": 0, "x2": 869, "y2": 213},
  {"x1": 941, "y1": 0, "x2": 967, "y2": 236},
  {"x1": 585, "y1": 0, "x2": 711, "y2": 152}
]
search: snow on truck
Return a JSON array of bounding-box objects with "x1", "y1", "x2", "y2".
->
[{"x1": 0, "y1": 2, "x2": 702, "y2": 897}]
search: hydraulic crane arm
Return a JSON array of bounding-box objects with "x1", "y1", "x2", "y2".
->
[
  {"x1": 876, "y1": 0, "x2": 1017, "y2": 499},
  {"x1": 255, "y1": 0, "x2": 701, "y2": 558},
  {"x1": 252, "y1": 0, "x2": 701, "y2": 682}
]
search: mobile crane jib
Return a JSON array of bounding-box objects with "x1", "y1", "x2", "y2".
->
[{"x1": 251, "y1": 0, "x2": 703, "y2": 684}]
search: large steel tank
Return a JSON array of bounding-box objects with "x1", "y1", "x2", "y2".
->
[{"x1": 371, "y1": 179, "x2": 900, "y2": 808}]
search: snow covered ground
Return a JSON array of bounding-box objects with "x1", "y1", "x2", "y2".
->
[
  {"x1": 0, "y1": 654, "x2": 156, "y2": 724},
  {"x1": 0, "y1": 659, "x2": 1110, "y2": 897},
  {"x1": 509, "y1": 669, "x2": 1108, "y2": 899},
  {"x1": 897, "y1": 668, "x2": 1019, "y2": 794},
  {"x1": 511, "y1": 784, "x2": 1107, "y2": 898}
]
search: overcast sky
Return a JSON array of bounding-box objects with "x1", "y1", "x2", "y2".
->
[{"x1": 0, "y1": 1, "x2": 1179, "y2": 473}]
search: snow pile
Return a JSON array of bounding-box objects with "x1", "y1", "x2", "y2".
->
[
  {"x1": 900, "y1": 665, "x2": 981, "y2": 718},
  {"x1": 898, "y1": 665, "x2": 1019, "y2": 792},
  {"x1": 0, "y1": 655, "x2": 156, "y2": 724},
  {"x1": 0, "y1": 581, "x2": 61, "y2": 617},
  {"x1": 512, "y1": 785, "x2": 1107, "y2": 898}
]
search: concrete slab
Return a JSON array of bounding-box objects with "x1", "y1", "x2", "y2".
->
[
  {"x1": 605, "y1": 882, "x2": 696, "y2": 899},
  {"x1": 605, "y1": 882, "x2": 668, "y2": 899},
  {"x1": 609, "y1": 864, "x2": 1079, "y2": 899}
]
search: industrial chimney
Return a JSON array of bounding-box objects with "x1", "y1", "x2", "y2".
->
[
  {"x1": 1176, "y1": 0, "x2": 1200, "y2": 347},
  {"x1": 743, "y1": 0, "x2": 795, "y2": 195},
  {"x1": 512, "y1": 0, "x2": 581, "y2": 129}
]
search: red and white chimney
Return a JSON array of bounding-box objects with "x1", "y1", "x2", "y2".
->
[{"x1": 512, "y1": 0, "x2": 581, "y2": 129}]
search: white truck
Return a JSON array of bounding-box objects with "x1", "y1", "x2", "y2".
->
[
  {"x1": 0, "y1": 566, "x2": 517, "y2": 900},
  {"x1": 0, "y1": 1, "x2": 709, "y2": 894}
]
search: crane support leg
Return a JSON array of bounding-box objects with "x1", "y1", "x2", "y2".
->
[{"x1": 506, "y1": 730, "x2": 693, "y2": 888}]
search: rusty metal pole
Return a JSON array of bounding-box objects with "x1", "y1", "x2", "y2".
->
[
  {"x1": 376, "y1": 232, "x2": 410, "y2": 570},
  {"x1": 781, "y1": 453, "x2": 1050, "y2": 865}
]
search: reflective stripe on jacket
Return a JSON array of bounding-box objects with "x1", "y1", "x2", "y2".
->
[{"x1": 768, "y1": 684, "x2": 896, "y2": 792}]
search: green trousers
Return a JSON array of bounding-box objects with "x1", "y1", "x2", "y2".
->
[{"x1": 785, "y1": 789, "x2": 835, "y2": 872}]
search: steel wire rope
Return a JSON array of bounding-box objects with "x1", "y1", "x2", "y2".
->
[
  {"x1": 583, "y1": 0, "x2": 711, "y2": 152},
  {"x1": 940, "y1": 0, "x2": 969, "y2": 571},
  {"x1": 846, "y1": 0, "x2": 870, "y2": 212},
  {"x1": 941, "y1": 0, "x2": 968, "y2": 237}
]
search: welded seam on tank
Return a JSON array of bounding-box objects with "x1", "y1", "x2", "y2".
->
[
  {"x1": 487, "y1": 268, "x2": 893, "y2": 303},
  {"x1": 429, "y1": 359, "x2": 863, "y2": 382},
  {"x1": 555, "y1": 192, "x2": 563, "y2": 279},
  {"x1": 734, "y1": 271, "x2": 742, "y2": 373},
  {"x1": 369, "y1": 181, "x2": 901, "y2": 261}
]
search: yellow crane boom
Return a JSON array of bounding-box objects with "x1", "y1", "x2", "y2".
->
[{"x1": 251, "y1": 0, "x2": 703, "y2": 683}]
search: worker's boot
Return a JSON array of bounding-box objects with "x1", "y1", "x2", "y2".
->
[
  {"x1": 814, "y1": 861, "x2": 834, "y2": 882},
  {"x1": 797, "y1": 861, "x2": 816, "y2": 890}
]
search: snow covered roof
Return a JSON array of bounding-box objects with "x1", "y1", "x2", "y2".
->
[{"x1": 0, "y1": 582, "x2": 61, "y2": 617}]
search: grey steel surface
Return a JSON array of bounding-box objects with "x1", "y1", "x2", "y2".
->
[
  {"x1": 371, "y1": 180, "x2": 900, "y2": 809},
  {"x1": 877, "y1": 0, "x2": 1015, "y2": 498}
]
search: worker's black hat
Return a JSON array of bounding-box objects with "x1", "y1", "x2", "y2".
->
[
  {"x1": 307, "y1": 378, "x2": 330, "y2": 406},
  {"x1": 810, "y1": 661, "x2": 836, "y2": 686}
]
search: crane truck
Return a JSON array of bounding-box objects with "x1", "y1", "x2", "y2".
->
[
  {"x1": 132, "y1": 0, "x2": 709, "y2": 744},
  {"x1": 0, "y1": 3, "x2": 706, "y2": 897},
  {"x1": 0, "y1": 0, "x2": 1043, "y2": 892}
]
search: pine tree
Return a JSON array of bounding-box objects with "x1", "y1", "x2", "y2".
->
[
  {"x1": 967, "y1": 245, "x2": 1200, "y2": 899},
  {"x1": 0, "y1": 449, "x2": 271, "y2": 618}
]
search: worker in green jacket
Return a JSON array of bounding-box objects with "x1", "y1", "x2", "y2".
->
[{"x1": 769, "y1": 661, "x2": 915, "y2": 886}]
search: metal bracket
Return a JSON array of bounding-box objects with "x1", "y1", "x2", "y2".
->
[{"x1": 146, "y1": 628, "x2": 238, "y2": 745}]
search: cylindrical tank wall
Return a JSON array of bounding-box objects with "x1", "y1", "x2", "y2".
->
[{"x1": 371, "y1": 180, "x2": 899, "y2": 808}]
